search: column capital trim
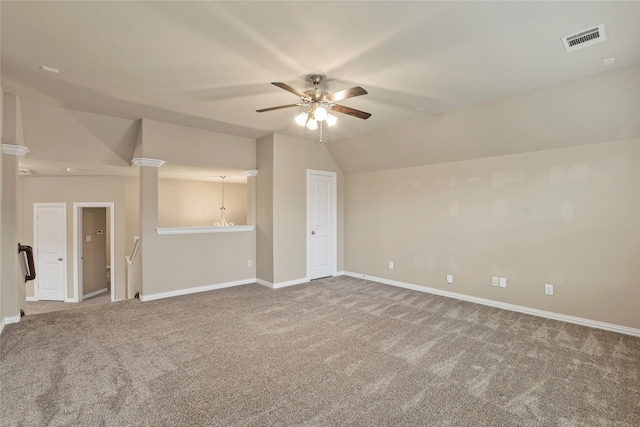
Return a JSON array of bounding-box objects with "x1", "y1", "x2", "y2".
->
[
  {"x1": 242, "y1": 169, "x2": 259, "y2": 177},
  {"x1": 132, "y1": 158, "x2": 165, "y2": 168},
  {"x1": 2, "y1": 144, "x2": 29, "y2": 157}
]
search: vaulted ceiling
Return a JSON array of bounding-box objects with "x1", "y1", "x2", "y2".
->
[{"x1": 2, "y1": 1, "x2": 639, "y2": 175}]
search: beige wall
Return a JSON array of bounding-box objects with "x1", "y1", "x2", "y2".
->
[
  {"x1": 19, "y1": 176, "x2": 133, "y2": 301},
  {"x1": 82, "y1": 207, "x2": 108, "y2": 296},
  {"x1": 138, "y1": 164, "x2": 256, "y2": 298},
  {"x1": 1, "y1": 93, "x2": 26, "y2": 321},
  {"x1": 125, "y1": 178, "x2": 139, "y2": 255},
  {"x1": 344, "y1": 138, "x2": 640, "y2": 329},
  {"x1": 142, "y1": 231, "x2": 255, "y2": 296},
  {"x1": 158, "y1": 178, "x2": 247, "y2": 227},
  {"x1": 2, "y1": 152, "x2": 21, "y2": 317},
  {"x1": 140, "y1": 119, "x2": 255, "y2": 170},
  {"x1": 256, "y1": 133, "x2": 344, "y2": 285},
  {"x1": 136, "y1": 118, "x2": 257, "y2": 297},
  {"x1": 0, "y1": 88, "x2": 3, "y2": 325}
]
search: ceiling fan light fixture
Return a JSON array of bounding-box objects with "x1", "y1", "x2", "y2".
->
[
  {"x1": 295, "y1": 112, "x2": 308, "y2": 126},
  {"x1": 314, "y1": 106, "x2": 328, "y2": 121},
  {"x1": 256, "y1": 75, "x2": 371, "y2": 138},
  {"x1": 306, "y1": 118, "x2": 318, "y2": 130}
]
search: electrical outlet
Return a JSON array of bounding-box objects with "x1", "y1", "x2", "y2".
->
[
  {"x1": 446, "y1": 274, "x2": 453, "y2": 284},
  {"x1": 389, "y1": 261, "x2": 394, "y2": 270},
  {"x1": 545, "y1": 284, "x2": 554, "y2": 295},
  {"x1": 492, "y1": 276, "x2": 499, "y2": 286},
  {"x1": 499, "y1": 277, "x2": 507, "y2": 288},
  {"x1": 248, "y1": 260, "x2": 252, "y2": 268}
]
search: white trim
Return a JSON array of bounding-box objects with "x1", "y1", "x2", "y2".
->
[
  {"x1": 156, "y1": 225, "x2": 255, "y2": 235},
  {"x1": 307, "y1": 169, "x2": 337, "y2": 280},
  {"x1": 242, "y1": 170, "x2": 259, "y2": 177},
  {"x1": 83, "y1": 287, "x2": 108, "y2": 300},
  {"x1": 2, "y1": 144, "x2": 29, "y2": 157},
  {"x1": 26, "y1": 296, "x2": 38, "y2": 302},
  {"x1": 127, "y1": 236, "x2": 140, "y2": 265},
  {"x1": 341, "y1": 272, "x2": 640, "y2": 338},
  {"x1": 131, "y1": 158, "x2": 165, "y2": 168},
  {"x1": 1, "y1": 315, "x2": 21, "y2": 335},
  {"x1": 256, "y1": 277, "x2": 309, "y2": 289},
  {"x1": 2, "y1": 315, "x2": 21, "y2": 328},
  {"x1": 256, "y1": 279, "x2": 273, "y2": 288},
  {"x1": 73, "y1": 202, "x2": 116, "y2": 303},
  {"x1": 33, "y1": 203, "x2": 68, "y2": 302},
  {"x1": 140, "y1": 278, "x2": 255, "y2": 302}
]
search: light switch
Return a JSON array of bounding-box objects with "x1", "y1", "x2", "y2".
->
[{"x1": 499, "y1": 277, "x2": 507, "y2": 288}]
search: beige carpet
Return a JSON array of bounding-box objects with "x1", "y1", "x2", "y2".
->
[
  {"x1": 25, "y1": 291, "x2": 112, "y2": 315},
  {"x1": 2, "y1": 276, "x2": 639, "y2": 426}
]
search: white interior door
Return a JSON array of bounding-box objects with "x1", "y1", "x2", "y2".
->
[
  {"x1": 35, "y1": 203, "x2": 67, "y2": 301},
  {"x1": 307, "y1": 170, "x2": 336, "y2": 280}
]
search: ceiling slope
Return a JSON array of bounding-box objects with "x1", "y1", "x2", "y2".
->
[{"x1": 326, "y1": 65, "x2": 640, "y2": 175}]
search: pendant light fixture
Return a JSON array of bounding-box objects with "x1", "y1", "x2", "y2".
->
[{"x1": 214, "y1": 176, "x2": 233, "y2": 226}]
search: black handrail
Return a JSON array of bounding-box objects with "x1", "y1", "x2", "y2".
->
[{"x1": 18, "y1": 243, "x2": 36, "y2": 282}]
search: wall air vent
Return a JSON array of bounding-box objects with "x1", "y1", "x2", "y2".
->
[
  {"x1": 562, "y1": 25, "x2": 606, "y2": 52},
  {"x1": 18, "y1": 168, "x2": 32, "y2": 175}
]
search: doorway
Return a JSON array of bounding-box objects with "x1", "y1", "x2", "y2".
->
[
  {"x1": 306, "y1": 170, "x2": 337, "y2": 280},
  {"x1": 73, "y1": 202, "x2": 115, "y2": 302}
]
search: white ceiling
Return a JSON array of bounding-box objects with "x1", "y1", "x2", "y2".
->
[{"x1": 2, "y1": 1, "x2": 639, "y2": 169}]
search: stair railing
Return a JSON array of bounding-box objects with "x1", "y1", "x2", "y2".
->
[{"x1": 18, "y1": 243, "x2": 36, "y2": 282}]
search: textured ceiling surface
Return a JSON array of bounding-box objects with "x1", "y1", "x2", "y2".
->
[{"x1": 1, "y1": 1, "x2": 639, "y2": 176}]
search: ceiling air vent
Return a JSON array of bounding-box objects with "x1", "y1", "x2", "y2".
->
[{"x1": 562, "y1": 25, "x2": 606, "y2": 52}]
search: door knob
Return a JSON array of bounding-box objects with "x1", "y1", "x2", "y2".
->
[{"x1": 311, "y1": 231, "x2": 316, "y2": 235}]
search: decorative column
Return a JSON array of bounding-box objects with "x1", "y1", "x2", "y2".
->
[
  {"x1": 243, "y1": 170, "x2": 258, "y2": 226},
  {"x1": 2, "y1": 144, "x2": 29, "y2": 322},
  {"x1": 243, "y1": 169, "x2": 258, "y2": 278},
  {"x1": 131, "y1": 158, "x2": 165, "y2": 299}
]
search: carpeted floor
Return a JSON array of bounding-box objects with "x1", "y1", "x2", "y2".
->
[
  {"x1": 1, "y1": 276, "x2": 639, "y2": 426},
  {"x1": 25, "y1": 292, "x2": 112, "y2": 315}
]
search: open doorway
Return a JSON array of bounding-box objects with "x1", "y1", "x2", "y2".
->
[
  {"x1": 82, "y1": 208, "x2": 109, "y2": 299},
  {"x1": 73, "y1": 202, "x2": 115, "y2": 303}
]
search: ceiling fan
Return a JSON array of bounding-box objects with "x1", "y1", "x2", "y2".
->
[{"x1": 256, "y1": 75, "x2": 371, "y2": 136}]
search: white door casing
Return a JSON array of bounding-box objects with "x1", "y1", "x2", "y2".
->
[
  {"x1": 307, "y1": 170, "x2": 337, "y2": 280},
  {"x1": 34, "y1": 203, "x2": 67, "y2": 301}
]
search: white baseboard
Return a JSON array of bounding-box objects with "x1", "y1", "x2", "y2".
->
[
  {"x1": 83, "y1": 288, "x2": 108, "y2": 300},
  {"x1": 140, "y1": 278, "x2": 255, "y2": 302},
  {"x1": 256, "y1": 277, "x2": 309, "y2": 289},
  {"x1": 255, "y1": 278, "x2": 272, "y2": 288},
  {"x1": 341, "y1": 271, "x2": 640, "y2": 338},
  {"x1": 65, "y1": 298, "x2": 79, "y2": 303},
  {"x1": 1, "y1": 315, "x2": 21, "y2": 335},
  {"x1": 26, "y1": 296, "x2": 38, "y2": 302}
]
